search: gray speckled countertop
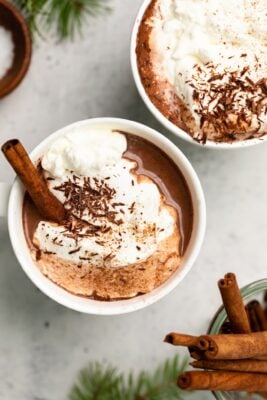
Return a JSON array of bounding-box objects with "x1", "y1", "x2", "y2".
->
[{"x1": 1, "y1": 1, "x2": 267, "y2": 399}]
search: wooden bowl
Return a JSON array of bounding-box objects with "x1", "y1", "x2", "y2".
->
[{"x1": 0, "y1": 0, "x2": 31, "y2": 98}]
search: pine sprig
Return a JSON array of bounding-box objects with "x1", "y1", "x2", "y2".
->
[
  {"x1": 69, "y1": 363, "x2": 122, "y2": 400},
  {"x1": 12, "y1": 0, "x2": 111, "y2": 39},
  {"x1": 68, "y1": 355, "x2": 188, "y2": 400}
]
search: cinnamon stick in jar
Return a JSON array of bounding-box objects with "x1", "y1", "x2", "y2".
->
[
  {"x1": 178, "y1": 371, "x2": 267, "y2": 392},
  {"x1": 218, "y1": 273, "x2": 250, "y2": 334},
  {"x1": 188, "y1": 346, "x2": 204, "y2": 361},
  {"x1": 164, "y1": 333, "x2": 205, "y2": 360},
  {"x1": 164, "y1": 333, "x2": 198, "y2": 347},
  {"x1": 191, "y1": 359, "x2": 267, "y2": 373},
  {"x1": 246, "y1": 302, "x2": 261, "y2": 332},
  {"x1": 2, "y1": 139, "x2": 66, "y2": 223},
  {"x1": 220, "y1": 321, "x2": 232, "y2": 334},
  {"x1": 247, "y1": 300, "x2": 267, "y2": 331},
  {"x1": 197, "y1": 332, "x2": 267, "y2": 360}
]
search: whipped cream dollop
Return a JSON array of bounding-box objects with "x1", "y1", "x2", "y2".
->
[
  {"x1": 42, "y1": 128, "x2": 127, "y2": 178},
  {"x1": 34, "y1": 127, "x2": 176, "y2": 268},
  {"x1": 149, "y1": 0, "x2": 267, "y2": 139}
]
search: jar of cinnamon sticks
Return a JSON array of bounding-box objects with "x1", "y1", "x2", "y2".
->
[
  {"x1": 165, "y1": 275, "x2": 267, "y2": 400},
  {"x1": 209, "y1": 278, "x2": 267, "y2": 400}
]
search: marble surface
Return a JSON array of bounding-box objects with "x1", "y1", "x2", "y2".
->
[{"x1": 1, "y1": 1, "x2": 267, "y2": 399}]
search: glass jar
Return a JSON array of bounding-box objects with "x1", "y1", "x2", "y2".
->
[{"x1": 208, "y1": 279, "x2": 267, "y2": 400}]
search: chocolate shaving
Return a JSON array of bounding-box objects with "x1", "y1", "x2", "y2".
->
[
  {"x1": 129, "y1": 202, "x2": 135, "y2": 214},
  {"x1": 68, "y1": 247, "x2": 81, "y2": 254},
  {"x1": 104, "y1": 253, "x2": 115, "y2": 262},
  {"x1": 190, "y1": 62, "x2": 267, "y2": 142},
  {"x1": 54, "y1": 175, "x2": 124, "y2": 227},
  {"x1": 95, "y1": 240, "x2": 105, "y2": 246},
  {"x1": 52, "y1": 237, "x2": 63, "y2": 246},
  {"x1": 51, "y1": 173, "x2": 129, "y2": 243},
  {"x1": 79, "y1": 256, "x2": 92, "y2": 261},
  {"x1": 102, "y1": 226, "x2": 111, "y2": 233}
]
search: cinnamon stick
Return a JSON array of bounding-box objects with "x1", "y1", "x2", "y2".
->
[
  {"x1": 197, "y1": 332, "x2": 267, "y2": 360},
  {"x1": 164, "y1": 333, "x2": 198, "y2": 347},
  {"x1": 218, "y1": 273, "x2": 250, "y2": 333},
  {"x1": 191, "y1": 359, "x2": 267, "y2": 373},
  {"x1": 2, "y1": 139, "x2": 66, "y2": 223},
  {"x1": 246, "y1": 302, "x2": 261, "y2": 332},
  {"x1": 264, "y1": 291, "x2": 267, "y2": 321},
  {"x1": 220, "y1": 321, "x2": 232, "y2": 334},
  {"x1": 178, "y1": 371, "x2": 267, "y2": 392},
  {"x1": 188, "y1": 346, "x2": 204, "y2": 360},
  {"x1": 164, "y1": 333, "x2": 207, "y2": 361},
  {"x1": 247, "y1": 300, "x2": 267, "y2": 331}
]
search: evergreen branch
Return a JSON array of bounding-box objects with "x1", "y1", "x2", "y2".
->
[
  {"x1": 12, "y1": 0, "x2": 111, "y2": 39},
  {"x1": 68, "y1": 355, "x2": 189, "y2": 400},
  {"x1": 68, "y1": 363, "x2": 123, "y2": 400}
]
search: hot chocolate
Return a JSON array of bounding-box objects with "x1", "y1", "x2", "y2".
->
[
  {"x1": 136, "y1": 0, "x2": 267, "y2": 144},
  {"x1": 23, "y1": 126, "x2": 193, "y2": 300}
]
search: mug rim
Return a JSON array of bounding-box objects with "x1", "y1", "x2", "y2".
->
[
  {"x1": 7, "y1": 117, "x2": 206, "y2": 315},
  {"x1": 130, "y1": 0, "x2": 267, "y2": 150}
]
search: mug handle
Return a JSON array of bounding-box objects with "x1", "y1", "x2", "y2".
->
[{"x1": 0, "y1": 182, "x2": 11, "y2": 218}]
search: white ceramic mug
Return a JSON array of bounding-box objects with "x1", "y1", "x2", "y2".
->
[
  {"x1": 130, "y1": 0, "x2": 267, "y2": 150},
  {"x1": 0, "y1": 118, "x2": 206, "y2": 315}
]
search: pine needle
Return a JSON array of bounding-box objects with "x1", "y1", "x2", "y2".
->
[
  {"x1": 12, "y1": 0, "x2": 111, "y2": 39},
  {"x1": 68, "y1": 356, "x2": 189, "y2": 400}
]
